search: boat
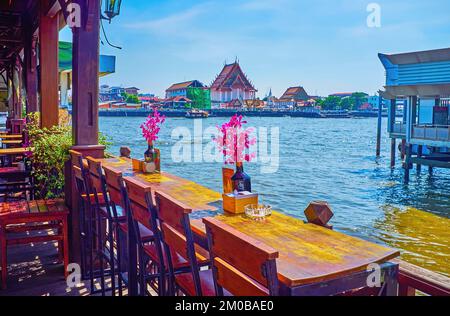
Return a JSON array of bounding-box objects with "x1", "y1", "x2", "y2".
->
[{"x1": 185, "y1": 109, "x2": 209, "y2": 119}]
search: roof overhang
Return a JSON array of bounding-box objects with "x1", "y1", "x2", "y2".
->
[
  {"x1": 381, "y1": 84, "x2": 450, "y2": 99},
  {"x1": 379, "y1": 48, "x2": 450, "y2": 65}
]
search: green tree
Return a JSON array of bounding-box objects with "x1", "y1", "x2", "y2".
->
[
  {"x1": 187, "y1": 87, "x2": 211, "y2": 110},
  {"x1": 126, "y1": 94, "x2": 140, "y2": 104},
  {"x1": 319, "y1": 96, "x2": 341, "y2": 110},
  {"x1": 351, "y1": 92, "x2": 368, "y2": 110}
]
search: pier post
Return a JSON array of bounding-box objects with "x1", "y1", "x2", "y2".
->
[
  {"x1": 404, "y1": 144, "x2": 411, "y2": 183},
  {"x1": 416, "y1": 145, "x2": 422, "y2": 173},
  {"x1": 390, "y1": 138, "x2": 396, "y2": 168},
  {"x1": 376, "y1": 93, "x2": 383, "y2": 157},
  {"x1": 401, "y1": 139, "x2": 406, "y2": 160}
]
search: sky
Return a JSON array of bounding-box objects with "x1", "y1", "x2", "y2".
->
[{"x1": 60, "y1": 0, "x2": 450, "y2": 98}]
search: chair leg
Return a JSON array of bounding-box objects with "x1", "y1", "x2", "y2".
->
[
  {"x1": 108, "y1": 219, "x2": 116, "y2": 296},
  {"x1": 88, "y1": 208, "x2": 95, "y2": 292},
  {"x1": 62, "y1": 218, "x2": 69, "y2": 279},
  {"x1": 116, "y1": 224, "x2": 123, "y2": 297},
  {"x1": 97, "y1": 211, "x2": 106, "y2": 296},
  {"x1": 1, "y1": 227, "x2": 7, "y2": 290}
]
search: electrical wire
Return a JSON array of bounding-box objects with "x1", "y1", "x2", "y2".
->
[{"x1": 100, "y1": 18, "x2": 122, "y2": 50}]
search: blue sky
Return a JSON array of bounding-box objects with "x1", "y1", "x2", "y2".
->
[{"x1": 60, "y1": 0, "x2": 450, "y2": 98}]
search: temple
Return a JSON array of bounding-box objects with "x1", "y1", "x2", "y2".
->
[
  {"x1": 210, "y1": 61, "x2": 257, "y2": 108},
  {"x1": 275, "y1": 86, "x2": 309, "y2": 108}
]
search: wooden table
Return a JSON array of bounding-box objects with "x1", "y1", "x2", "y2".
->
[
  {"x1": 0, "y1": 147, "x2": 32, "y2": 156},
  {"x1": 0, "y1": 199, "x2": 69, "y2": 289},
  {"x1": 101, "y1": 157, "x2": 400, "y2": 296},
  {"x1": 0, "y1": 135, "x2": 22, "y2": 140},
  {"x1": 1, "y1": 140, "x2": 22, "y2": 146}
]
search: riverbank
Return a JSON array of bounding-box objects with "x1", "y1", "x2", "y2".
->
[{"x1": 92, "y1": 108, "x2": 398, "y2": 118}]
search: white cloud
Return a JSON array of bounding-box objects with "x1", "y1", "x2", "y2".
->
[{"x1": 124, "y1": 4, "x2": 209, "y2": 34}]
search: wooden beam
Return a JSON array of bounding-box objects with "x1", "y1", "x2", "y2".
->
[
  {"x1": 72, "y1": 0, "x2": 102, "y2": 147},
  {"x1": 39, "y1": 0, "x2": 59, "y2": 128},
  {"x1": 24, "y1": 13, "x2": 38, "y2": 114},
  {"x1": 45, "y1": 0, "x2": 62, "y2": 17}
]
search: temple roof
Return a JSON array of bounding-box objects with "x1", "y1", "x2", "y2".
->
[
  {"x1": 166, "y1": 80, "x2": 205, "y2": 92},
  {"x1": 280, "y1": 86, "x2": 309, "y2": 100},
  {"x1": 211, "y1": 62, "x2": 256, "y2": 91}
]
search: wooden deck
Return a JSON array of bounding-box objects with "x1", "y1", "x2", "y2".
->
[{"x1": 0, "y1": 229, "x2": 130, "y2": 296}]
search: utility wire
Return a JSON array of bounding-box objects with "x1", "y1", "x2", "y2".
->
[{"x1": 100, "y1": 19, "x2": 122, "y2": 50}]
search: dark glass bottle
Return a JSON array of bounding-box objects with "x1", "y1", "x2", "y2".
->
[
  {"x1": 144, "y1": 141, "x2": 156, "y2": 162},
  {"x1": 231, "y1": 162, "x2": 251, "y2": 192}
]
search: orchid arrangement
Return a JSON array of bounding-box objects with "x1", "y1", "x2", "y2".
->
[
  {"x1": 214, "y1": 114, "x2": 256, "y2": 164},
  {"x1": 140, "y1": 109, "x2": 166, "y2": 143}
]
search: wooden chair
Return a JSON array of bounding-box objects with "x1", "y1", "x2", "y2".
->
[
  {"x1": 73, "y1": 164, "x2": 96, "y2": 289},
  {"x1": 203, "y1": 217, "x2": 280, "y2": 296},
  {"x1": 154, "y1": 191, "x2": 211, "y2": 296},
  {"x1": 0, "y1": 199, "x2": 69, "y2": 290},
  {"x1": 102, "y1": 166, "x2": 154, "y2": 292},
  {"x1": 86, "y1": 157, "x2": 124, "y2": 296},
  {"x1": 124, "y1": 178, "x2": 198, "y2": 296}
]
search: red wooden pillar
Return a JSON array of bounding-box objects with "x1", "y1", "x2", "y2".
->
[
  {"x1": 39, "y1": 0, "x2": 59, "y2": 128},
  {"x1": 24, "y1": 23, "x2": 38, "y2": 114},
  {"x1": 66, "y1": 0, "x2": 105, "y2": 263},
  {"x1": 71, "y1": 0, "x2": 104, "y2": 157}
]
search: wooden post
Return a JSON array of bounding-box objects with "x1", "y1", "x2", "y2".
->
[
  {"x1": 404, "y1": 144, "x2": 411, "y2": 183},
  {"x1": 72, "y1": 0, "x2": 103, "y2": 152},
  {"x1": 376, "y1": 93, "x2": 383, "y2": 157},
  {"x1": 417, "y1": 145, "x2": 423, "y2": 173},
  {"x1": 24, "y1": 16, "x2": 38, "y2": 114},
  {"x1": 39, "y1": 1, "x2": 59, "y2": 128},
  {"x1": 390, "y1": 138, "x2": 396, "y2": 168},
  {"x1": 66, "y1": 0, "x2": 105, "y2": 266}
]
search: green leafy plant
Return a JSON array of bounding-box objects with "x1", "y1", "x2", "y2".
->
[
  {"x1": 25, "y1": 112, "x2": 111, "y2": 199},
  {"x1": 25, "y1": 112, "x2": 72, "y2": 199}
]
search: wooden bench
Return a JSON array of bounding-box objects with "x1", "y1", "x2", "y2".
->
[{"x1": 0, "y1": 199, "x2": 69, "y2": 289}]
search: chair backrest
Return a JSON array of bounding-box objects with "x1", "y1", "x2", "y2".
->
[
  {"x1": 73, "y1": 165, "x2": 87, "y2": 199},
  {"x1": 123, "y1": 177, "x2": 166, "y2": 270},
  {"x1": 202, "y1": 217, "x2": 279, "y2": 296},
  {"x1": 154, "y1": 191, "x2": 192, "y2": 233},
  {"x1": 69, "y1": 150, "x2": 83, "y2": 169},
  {"x1": 154, "y1": 191, "x2": 204, "y2": 296},
  {"x1": 86, "y1": 157, "x2": 105, "y2": 195},
  {"x1": 123, "y1": 177, "x2": 156, "y2": 233},
  {"x1": 102, "y1": 165, "x2": 126, "y2": 209}
]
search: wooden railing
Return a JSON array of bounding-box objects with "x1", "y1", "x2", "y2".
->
[
  {"x1": 412, "y1": 125, "x2": 450, "y2": 142},
  {"x1": 392, "y1": 122, "x2": 406, "y2": 135},
  {"x1": 394, "y1": 259, "x2": 450, "y2": 296}
]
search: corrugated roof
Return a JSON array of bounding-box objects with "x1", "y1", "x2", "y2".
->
[
  {"x1": 380, "y1": 47, "x2": 450, "y2": 65},
  {"x1": 166, "y1": 81, "x2": 195, "y2": 91}
]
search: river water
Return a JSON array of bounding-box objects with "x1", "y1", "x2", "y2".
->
[{"x1": 100, "y1": 116, "x2": 449, "y2": 276}]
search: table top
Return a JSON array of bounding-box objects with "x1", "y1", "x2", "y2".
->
[
  {"x1": 0, "y1": 147, "x2": 32, "y2": 155},
  {"x1": 101, "y1": 157, "x2": 399, "y2": 287},
  {"x1": 101, "y1": 157, "x2": 222, "y2": 211},
  {"x1": 1, "y1": 140, "x2": 23, "y2": 145},
  {"x1": 0, "y1": 199, "x2": 69, "y2": 220},
  {"x1": 0, "y1": 134, "x2": 22, "y2": 140}
]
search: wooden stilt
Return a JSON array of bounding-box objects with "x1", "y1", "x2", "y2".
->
[
  {"x1": 401, "y1": 139, "x2": 406, "y2": 160},
  {"x1": 376, "y1": 93, "x2": 383, "y2": 157},
  {"x1": 404, "y1": 144, "x2": 411, "y2": 183},
  {"x1": 390, "y1": 138, "x2": 396, "y2": 168},
  {"x1": 417, "y1": 145, "x2": 422, "y2": 173}
]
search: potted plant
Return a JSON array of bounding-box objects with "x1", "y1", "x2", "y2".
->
[
  {"x1": 140, "y1": 109, "x2": 165, "y2": 173},
  {"x1": 214, "y1": 114, "x2": 256, "y2": 192}
]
